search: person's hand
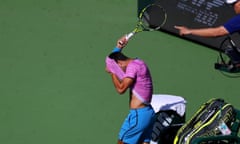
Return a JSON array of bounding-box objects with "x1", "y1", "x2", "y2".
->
[
  {"x1": 105, "y1": 67, "x2": 112, "y2": 74},
  {"x1": 174, "y1": 26, "x2": 192, "y2": 36},
  {"x1": 117, "y1": 35, "x2": 128, "y2": 49}
]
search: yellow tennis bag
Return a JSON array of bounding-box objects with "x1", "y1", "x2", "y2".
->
[{"x1": 174, "y1": 98, "x2": 236, "y2": 144}]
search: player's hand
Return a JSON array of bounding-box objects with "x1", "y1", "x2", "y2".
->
[
  {"x1": 174, "y1": 26, "x2": 192, "y2": 36},
  {"x1": 105, "y1": 67, "x2": 112, "y2": 74},
  {"x1": 117, "y1": 35, "x2": 128, "y2": 49}
]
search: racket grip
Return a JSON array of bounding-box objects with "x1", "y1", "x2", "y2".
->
[
  {"x1": 125, "y1": 32, "x2": 134, "y2": 40},
  {"x1": 118, "y1": 32, "x2": 134, "y2": 46}
]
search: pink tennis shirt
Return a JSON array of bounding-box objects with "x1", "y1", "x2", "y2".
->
[{"x1": 125, "y1": 59, "x2": 153, "y2": 104}]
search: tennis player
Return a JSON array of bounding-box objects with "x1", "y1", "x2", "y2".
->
[
  {"x1": 175, "y1": 0, "x2": 240, "y2": 37},
  {"x1": 106, "y1": 36, "x2": 155, "y2": 144}
]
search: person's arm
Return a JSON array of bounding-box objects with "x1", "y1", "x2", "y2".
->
[
  {"x1": 174, "y1": 26, "x2": 229, "y2": 37},
  {"x1": 108, "y1": 35, "x2": 132, "y2": 94},
  {"x1": 111, "y1": 74, "x2": 134, "y2": 94}
]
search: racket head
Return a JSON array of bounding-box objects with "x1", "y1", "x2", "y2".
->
[{"x1": 138, "y1": 4, "x2": 167, "y2": 32}]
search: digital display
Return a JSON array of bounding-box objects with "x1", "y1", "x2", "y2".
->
[{"x1": 138, "y1": 0, "x2": 239, "y2": 51}]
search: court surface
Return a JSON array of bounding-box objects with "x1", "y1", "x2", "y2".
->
[{"x1": 0, "y1": 0, "x2": 239, "y2": 144}]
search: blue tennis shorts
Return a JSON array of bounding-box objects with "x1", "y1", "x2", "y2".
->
[{"x1": 118, "y1": 105, "x2": 155, "y2": 144}]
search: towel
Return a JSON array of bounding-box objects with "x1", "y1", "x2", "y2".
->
[
  {"x1": 105, "y1": 56, "x2": 124, "y2": 80},
  {"x1": 151, "y1": 94, "x2": 187, "y2": 116}
]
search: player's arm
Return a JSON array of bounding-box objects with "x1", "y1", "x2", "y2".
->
[
  {"x1": 111, "y1": 74, "x2": 134, "y2": 94},
  {"x1": 174, "y1": 26, "x2": 229, "y2": 37}
]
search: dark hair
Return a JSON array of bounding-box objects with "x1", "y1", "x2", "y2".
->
[{"x1": 108, "y1": 52, "x2": 129, "y2": 62}]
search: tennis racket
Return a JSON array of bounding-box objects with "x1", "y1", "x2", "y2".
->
[{"x1": 124, "y1": 4, "x2": 167, "y2": 41}]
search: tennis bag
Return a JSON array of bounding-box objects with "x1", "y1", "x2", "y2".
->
[{"x1": 173, "y1": 98, "x2": 236, "y2": 144}]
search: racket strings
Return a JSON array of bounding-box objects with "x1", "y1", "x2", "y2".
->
[
  {"x1": 140, "y1": 5, "x2": 167, "y2": 30},
  {"x1": 149, "y1": 7, "x2": 165, "y2": 28},
  {"x1": 142, "y1": 12, "x2": 151, "y2": 28}
]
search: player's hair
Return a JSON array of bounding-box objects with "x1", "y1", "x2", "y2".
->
[{"x1": 108, "y1": 52, "x2": 129, "y2": 62}]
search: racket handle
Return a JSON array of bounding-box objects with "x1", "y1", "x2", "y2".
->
[
  {"x1": 125, "y1": 32, "x2": 134, "y2": 40},
  {"x1": 118, "y1": 32, "x2": 135, "y2": 46}
]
